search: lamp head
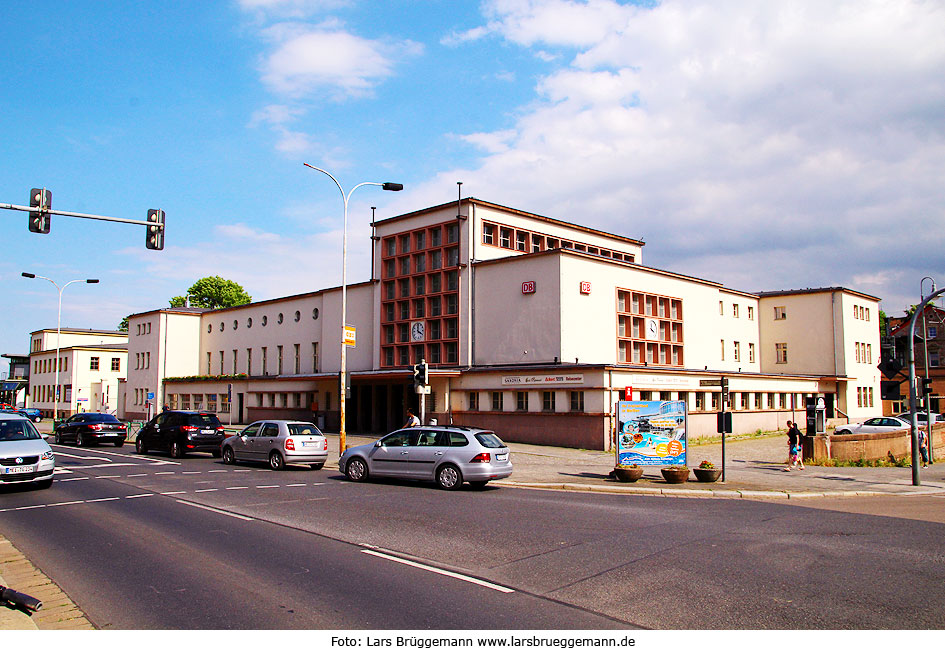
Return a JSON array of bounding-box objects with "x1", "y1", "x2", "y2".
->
[
  {"x1": 382, "y1": 182, "x2": 404, "y2": 192},
  {"x1": 21, "y1": 272, "x2": 35, "y2": 279}
]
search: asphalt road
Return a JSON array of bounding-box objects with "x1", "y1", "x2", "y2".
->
[{"x1": 2, "y1": 443, "x2": 944, "y2": 629}]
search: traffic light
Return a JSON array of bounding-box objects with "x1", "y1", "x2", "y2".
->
[
  {"x1": 146, "y1": 209, "x2": 165, "y2": 250},
  {"x1": 412, "y1": 363, "x2": 421, "y2": 384},
  {"x1": 28, "y1": 187, "x2": 51, "y2": 234},
  {"x1": 417, "y1": 360, "x2": 428, "y2": 386},
  {"x1": 717, "y1": 411, "x2": 732, "y2": 434},
  {"x1": 922, "y1": 377, "x2": 933, "y2": 396}
]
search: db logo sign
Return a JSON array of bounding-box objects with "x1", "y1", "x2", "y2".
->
[
  {"x1": 522, "y1": 281, "x2": 536, "y2": 294},
  {"x1": 580, "y1": 281, "x2": 592, "y2": 294}
]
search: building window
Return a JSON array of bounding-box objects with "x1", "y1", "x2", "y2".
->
[
  {"x1": 695, "y1": 392, "x2": 705, "y2": 410},
  {"x1": 776, "y1": 343, "x2": 788, "y2": 364},
  {"x1": 733, "y1": 304, "x2": 739, "y2": 318},
  {"x1": 516, "y1": 391, "x2": 528, "y2": 411},
  {"x1": 491, "y1": 391, "x2": 503, "y2": 411},
  {"x1": 749, "y1": 342, "x2": 755, "y2": 363},
  {"x1": 247, "y1": 348, "x2": 253, "y2": 375},
  {"x1": 774, "y1": 306, "x2": 786, "y2": 320},
  {"x1": 468, "y1": 392, "x2": 478, "y2": 410},
  {"x1": 312, "y1": 342, "x2": 319, "y2": 373},
  {"x1": 570, "y1": 391, "x2": 585, "y2": 412},
  {"x1": 483, "y1": 223, "x2": 495, "y2": 245},
  {"x1": 748, "y1": 306, "x2": 754, "y2": 320},
  {"x1": 219, "y1": 351, "x2": 224, "y2": 375},
  {"x1": 233, "y1": 350, "x2": 238, "y2": 374},
  {"x1": 734, "y1": 341, "x2": 741, "y2": 362},
  {"x1": 111, "y1": 357, "x2": 120, "y2": 372},
  {"x1": 720, "y1": 340, "x2": 725, "y2": 361},
  {"x1": 542, "y1": 391, "x2": 555, "y2": 412},
  {"x1": 262, "y1": 347, "x2": 268, "y2": 375},
  {"x1": 294, "y1": 344, "x2": 301, "y2": 374},
  {"x1": 90, "y1": 357, "x2": 99, "y2": 371}
]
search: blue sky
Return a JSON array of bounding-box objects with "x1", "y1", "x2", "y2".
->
[{"x1": 2, "y1": 0, "x2": 944, "y2": 360}]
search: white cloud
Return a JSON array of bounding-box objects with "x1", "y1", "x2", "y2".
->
[{"x1": 442, "y1": 0, "x2": 945, "y2": 313}]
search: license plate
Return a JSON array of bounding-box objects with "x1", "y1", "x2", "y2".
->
[
  {"x1": 3, "y1": 466, "x2": 34, "y2": 474},
  {"x1": 200, "y1": 429, "x2": 214, "y2": 435},
  {"x1": 496, "y1": 453, "x2": 508, "y2": 462}
]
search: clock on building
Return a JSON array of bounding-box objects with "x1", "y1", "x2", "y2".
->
[
  {"x1": 645, "y1": 318, "x2": 659, "y2": 340},
  {"x1": 411, "y1": 321, "x2": 425, "y2": 342}
]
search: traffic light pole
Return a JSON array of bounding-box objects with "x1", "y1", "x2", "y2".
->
[
  {"x1": 1, "y1": 202, "x2": 155, "y2": 227},
  {"x1": 907, "y1": 284, "x2": 945, "y2": 486}
]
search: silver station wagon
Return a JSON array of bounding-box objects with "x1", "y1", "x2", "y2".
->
[
  {"x1": 221, "y1": 420, "x2": 328, "y2": 471},
  {"x1": 338, "y1": 425, "x2": 512, "y2": 490}
]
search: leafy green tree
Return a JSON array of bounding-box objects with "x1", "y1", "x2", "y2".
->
[
  {"x1": 118, "y1": 315, "x2": 129, "y2": 332},
  {"x1": 170, "y1": 276, "x2": 252, "y2": 309}
]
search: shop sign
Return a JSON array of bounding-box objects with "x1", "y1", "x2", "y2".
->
[
  {"x1": 502, "y1": 374, "x2": 584, "y2": 386},
  {"x1": 522, "y1": 281, "x2": 536, "y2": 294}
]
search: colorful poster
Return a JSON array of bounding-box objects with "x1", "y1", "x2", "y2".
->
[{"x1": 616, "y1": 400, "x2": 687, "y2": 466}]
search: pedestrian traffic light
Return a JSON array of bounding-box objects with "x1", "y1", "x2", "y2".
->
[
  {"x1": 146, "y1": 209, "x2": 165, "y2": 250},
  {"x1": 922, "y1": 377, "x2": 933, "y2": 396},
  {"x1": 28, "y1": 188, "x2": 51, "y2": 234},
  {"x1": 412, "y1": 363, "x2": 421, "y2": 384}
]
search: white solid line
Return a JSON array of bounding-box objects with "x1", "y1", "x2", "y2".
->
[
  {"x1": 159, "y1": 491, "x2": 187, "y2": 495},
  {"x1": 86, "y1": 497, "x2": 121, "y2": 503},
  {"x1": 174, "y1": 500, "x2": 253, "y2": 521},
  {"x1": 360, "y1": 550, "x2": 515, "y2": 593},
  {"x1": 125, "y1": 494, "x2": 154, "y2": 499}
]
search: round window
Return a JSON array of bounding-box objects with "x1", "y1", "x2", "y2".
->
[
  {"x1": 247, "y1": 317, "x2": 253, "y2": 328},
  {"x1": 312, "y1": 308, "x2": 319, "y2": 320},
  {"x1": 233, "y1": 320, "x2": 238, "y2": 330},
  {"x1": 278, "y1": 313, "x2": 284, "y2": 324},
  {"x1": 294, "y1": 310, "x2": 301, "y2": 322},
  {"x1": 262, "y1": 315, "x2": 268, "y2": 326}
]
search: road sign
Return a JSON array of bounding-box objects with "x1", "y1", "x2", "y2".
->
[
  {"x1": 700, "y1": 379, "x2": 722, "y2": 387},
  {"x1": 343, "y1": 325, "x2": 356, "y2": 347}
]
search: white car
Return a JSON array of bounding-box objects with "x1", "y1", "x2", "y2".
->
[
  {"x1": 834, "y1": 416, "x2": 911, "y2": 435},
  {"x1": 0, "y1": 413, "x2": 55, "y2": 490},
  {"x1": 896, "y1": 412, "x2": 944, "y2": 425},
  {"x1": 221, "y1": 420, "x2": 328, "y2": 471}
]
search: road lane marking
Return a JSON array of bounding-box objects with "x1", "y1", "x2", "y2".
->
[
  {"x1": 14, "y1": 504, "x2": 46, "y2": 511},
  {"x1": 256, "y1": 485, "x2": 279, "y2": 489},
  {"x1": 174, "y1": 500, "x2": 253, "y2": 521},
  {"x1": 86, "y1": 497, "x2": 121, "y2": 503},
  {"x1": 126, "y1": 473, "x2": 148, "y2": 478},
  {"x1": 155, "y1": 472, "x2": 175, "y2": 475},
  {"x1": 207, "y1": 470, "x2": 228, "y2": 473},
  {"x1": 360, "y1": 550, "x2": 515, "y2": 593},
  {"x1": 125, "y1": 494, "x2": 154, "y2": 499},
  {"x1": 182, "y1": 471, "x2": 201, "y2": 475},
  {"x1": 50, "y1": 451, "x2": 115, "y2": 462},
  {"x1": 195, "y1": 488, "x2": 219, "y2": 493},
  {"x1": 285, "y1": 483, "x2": 307, "y2": 487},
  {"x1": 95, "y1": 475, "x2": 122, "y2": 479},
  {"x1": 159, "y1": 491, "x2": 187, "y2": 495},
  {"x1": 57, "y1": 477, "x2": 90, "y2": 482},
  {"x1": 226, "y1": 486, "x2": 249, "y2": 490}
]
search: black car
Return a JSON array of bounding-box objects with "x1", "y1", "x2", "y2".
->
[
  {"x1": 135, "y1": 411, "x2": 226, "y2": 458},
  {"x1": 54, "y1": 413, "x2": 126, "y2": 447}
]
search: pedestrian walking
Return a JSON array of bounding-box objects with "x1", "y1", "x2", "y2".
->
[
  {"x1": 784, "y1": 420, "x2": 805, "y2": 471},
  {"x1": 402, "y1": 408, "x2": 420, "y2": 428},
  {"x1": 918, "y1": 428, "x2": 930, "y2": 468}
]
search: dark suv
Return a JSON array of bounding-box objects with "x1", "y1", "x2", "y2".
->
[{"x1": 135, "y1": 411, "x2": 226, "y2": 458}]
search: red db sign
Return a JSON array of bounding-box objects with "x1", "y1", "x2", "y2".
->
[
  {"x1": 580, "y1": 281, "x2": 591, "y2": 294},
  {"x1": 522, "y1": 281, "x2": 536, "y2": 294}
]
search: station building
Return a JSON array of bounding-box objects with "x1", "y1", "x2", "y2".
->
[{"x1": 117, "y1": 198, "x2": 881, "y2": 450}]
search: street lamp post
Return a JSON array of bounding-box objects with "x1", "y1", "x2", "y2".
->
[
  {"x1": 303, "y1": 164, "x2": 402, "y2": 455},
  {"x1": 22, "y1": 272, "x2": 99, "y2": 421}
]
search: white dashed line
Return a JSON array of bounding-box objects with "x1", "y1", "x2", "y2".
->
[
  {"x1": 155, "y1": 472, "x2": 176, "y2": 475},
  {"x1": 86, "y1": 497, "x2": 121, "y2": 503},
  {"x1": 174, "y1": 500, "x2": 253, "y2": 521},
  {"x1": 126, "y1": 474, "x2": 148, "y2": 478},
  {"x1": 226, "y1": 486, "x2": 249, "y2": 490},
  {"x1": 195, "y1": 488, "x2": 219, "y2": 493},
  {"x1": 125, "y1": 494, "x2": 154, "y2": 499},
  {"x1": 160, "y1": 491, "x2": 187, "y2": 495},
  {"x1": 57, "y1": 477, "x2": 90, "y2": 482},
  {"x1": 285, "y1": 483, "x2": 307, "y2": 487},
  {"x1": 95, "y1": 475, "x2": 122, "y2": 479},
  {"x1": 256, "y1": 485, "x2": 279, "y2": 489}
]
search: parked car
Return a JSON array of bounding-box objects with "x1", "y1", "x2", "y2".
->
[
  {"x1": 834, "y1": 416, "x2": 911, "y2": 435},
  {"x1": 15, "y1": 408, "x2": 42, "y2": 423},
  {"x1": 221, "y1": 420, "x2": 328, "y2": 471},
  {"x1": 338, "y1": 425, "x2": 512, "y2": 490},
  {"x1": 54, "y1": 412, "x2": 126, "y2": 447},
  {"x1": 134, "y1": 411, "x2": 226, "y2": 458},
  {"x1": 0, "y1": 413, "x2": 55, "y2": 490},
  {"x1": 895, "y1": 412, "x2": 944, "y2": 425}
]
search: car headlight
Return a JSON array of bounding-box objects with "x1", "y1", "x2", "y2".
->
[{"x1": 41, "y1": 451, "x2": 55, "y2": 461}]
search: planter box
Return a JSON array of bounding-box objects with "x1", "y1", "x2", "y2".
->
[
  {"x1": 693, "y1": 467, "x2": 722, "y2": 483},
  {"x1": 614, "y1": 466, "x2": 644, "y2": 482},
  {"x1": 660, "y1": 467, "x2": 690, "y2": 484}
]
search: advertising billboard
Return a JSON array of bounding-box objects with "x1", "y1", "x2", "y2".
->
[{"x1": 616, "y1": 400, "x2": 687, "y2": 466}]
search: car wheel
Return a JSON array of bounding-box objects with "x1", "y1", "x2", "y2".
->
[
  {"x1": 345, "y1": 458, "x2": 368, "y2": 482},
  {"x1": 77, "y1": 433, "x2": 86, "y2": 447},
  {"x1": 222, "y1": 447, "x2": 235, "y2": 465},
  {"x1": 55, "y1": 431, "x2": 63, "y2": 445},
  {"x1": 170, "y1": 441, "x2": 184, "y2": 459},
  {"x1": 35, "y1": 478, "x2": 53, "y2": 490},
  {"x1": 835, "y1": 429, "x2": 850, "y2": 435},
  {"x1": 436, "y1": 464, "x2": 463, "y2": 490},
  {"x1": 469, "y1": 480, "x2": 488, "y2": 489},
  {"x1": 269, "y1": 450, "x2": 285, "y2": 471},
  {"x1": 310, "y1": 462, "x2": 324, "y2": 470},
  {"x1": 135, "y1": 437, "x2": 148, "y2": 454}
]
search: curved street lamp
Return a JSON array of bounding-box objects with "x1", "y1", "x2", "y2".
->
[
  {"x1": 303, "y1": 164, "x2": 402, "y2": 454},
  {"x1": 22, "y1": 272, "x2": 100, "y2": 421}
]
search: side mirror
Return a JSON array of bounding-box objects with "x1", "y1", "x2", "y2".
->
[{"x1": 374, "y1": 440, "x2": 383, "y2": 448}]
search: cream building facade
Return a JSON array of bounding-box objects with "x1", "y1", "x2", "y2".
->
[
  {"x1": 27, "y1": 328, "x2": 128, "y2": 418},
  {"x1": 116, "y1": 198, "x2": 881, "y2": 450}
]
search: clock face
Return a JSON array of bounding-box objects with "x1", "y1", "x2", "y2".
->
[
  {"x1": 645, "y1": 318, "x2": 659, "y2": 340},
  {"x1": 411, "y1": 321, "x2": 425, "y2": 342}
]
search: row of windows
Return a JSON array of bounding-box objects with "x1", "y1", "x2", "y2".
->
[
  {"x1": 854, "y1": 342, "x2": 873, "y2": 364},
  {"x1": 205, "y1": 343, "x2": 319, "y2": 376},
  {"x1": 208, "y1": 309, "x2": 318, "y2": 334},
  {"x1": 856, "y1": 386, "x2": 875, "y2": 408},
  {"x1": 383, "y1": 317, "x2": 459, "y2": 346},
  {"x1": 383, "y1": 249, "x2": 460, "y2": 277},
  {"x1": 136, "y1": 322, "x2": 153, "y2": 336},
  {"x1": 383, "y1": 223, "x2": 459, "y2": 257},
  {"x1": 639, "y1": 390, "x2": 814, "y2": 412},
  {"x1": 853, "y1": 304, "x2": 871, "y2": 321},
  {"x1": 721, "y1": 340, "x2": 757, "y2": 363},
  {"x1": 166, "y1": 393, "x2": 231, "y2": 413},
  {"x1": 30, "y1": 384, "x2": 68, "y2": 404},
  {"x1": 481, "y1": 221, "x2": 635, "y2": 262},
  {"x1": 133, "y1": 387, "x2": 152, "y2": 406},
  {"x1": 617, "y1": 289, "x2": 685, "y2": 366},
  {"x1": 720, "y1": 302, "x2": 755, "y2": 320},
  {"x1": 33, "y1": 357, "x2": 66, "y2": 374},
  {"x1": 135, "y1": 352, "x2": 151, "y2": 369},
  {"x1": 383, "y1": 270, "x2": 460, "y2": 301},
  {"x1": 467, "y1": 390, "x2": 586, "y2": 413},
  {"x1": 383, "y1": 342, "x2": 458, "y2": 367}
]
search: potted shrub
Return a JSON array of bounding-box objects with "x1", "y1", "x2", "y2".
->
[
  {"x1": 660, "y1": 465, "x2": 690, "y2": 484},
  {"x1": 693, "y1": 460, "x2": 722, "y2": 483},
  {"x1": 613, "y1": 463, "x2": 644, "y2": 482}
]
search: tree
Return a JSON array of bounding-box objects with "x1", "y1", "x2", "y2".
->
[
  {"x1": 170, "y1": 276, "x2": 252, "y2": 310},
  {"x1": 118, "y1": 315, "x2": 129, "y2": 332}
]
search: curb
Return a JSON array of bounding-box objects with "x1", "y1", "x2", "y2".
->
[
  {"x1": 492, "y1": 480, "x2": 945, "y2": 499},
  {"x1": 0, "y1": 537, "x2": 94, "y2": 630}
]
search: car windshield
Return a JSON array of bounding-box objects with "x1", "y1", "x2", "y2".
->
[
  {"x1": 189, "y1": 414, "x2": 222, "y2": 427},
  {"x1": 90, "y1": 414, "x2": 121, "y2": 423},
  {"x1": 0, "y1": 420, "x2": 42, "y2": 441},
  {"x1": 473, "y1": 432, "x2": 506, "y2": 448},
  {"x1": 288, "y1": 423, "x2": 322, "y2": 436}
]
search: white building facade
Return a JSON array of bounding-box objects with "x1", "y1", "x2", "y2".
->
[{"x1": 117, "y1": 198, "x2": 881, "y2": 449}]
